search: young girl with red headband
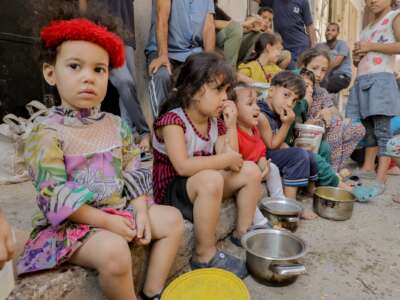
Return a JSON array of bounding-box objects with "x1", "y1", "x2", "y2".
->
[{"x1": 16, "y1": 6, "x2": 183, "y2": 300}]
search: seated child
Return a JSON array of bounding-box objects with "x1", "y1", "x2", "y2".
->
[
  {"x1": 232, "y1": 83, "x2": 287, "y2": 227},
  {"x1": 153, "y1": 52, "x2": 262, "y2": 278},
  {"x1": 256, "y1": 71, "x2": 319, "y2": 219},
  {"x1": 17, "y1": 9, "x2": 183, "y2": 300},
  {"x1": 292, "y1": 69, "x2": 374, "y2": 201},
  {"x1": 298, "y1": 48, "x2": 366, "y2": 172},
  {"x1": 238, "y1": 32, "x2": 283, "y2": 84},
  {"x1": 290, "y1": 69, "x2": 354, "y2": 191}
]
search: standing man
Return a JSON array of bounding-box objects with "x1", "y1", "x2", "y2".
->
[
  {"x1": 318, "y1": 23, "x2": 352, "y2": 94},
  {"x1": 145, "y1": 0, "x2": 216, "y2": 116},
  {"x1": 257, "y1": 0, "x2": 317, "y2": 69},
  {"x1": 81, "y1": 0, "x2": 151, "y2": 152}
]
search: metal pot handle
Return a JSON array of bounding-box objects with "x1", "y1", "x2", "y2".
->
[{"x1": 269, "y1": 264, "x2": 307, "y2": 276}]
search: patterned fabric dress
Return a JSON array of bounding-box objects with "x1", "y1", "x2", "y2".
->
[
  {"x1": 308, "y1": 86, "x2": 365, "y2": 171},
  {"x1": 17, "y1": 106, "x2": 152, "y2": 275},
  {"x1": 152, "y1": 108, "x2": 226, "y2": 203}
]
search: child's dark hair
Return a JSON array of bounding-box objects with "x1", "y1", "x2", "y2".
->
[
  {"x1": 245, "y1": 32, "x2": 282, "y2": 62},
  {"x1": 297, "y1": 47, "x2": 330, "y2": 68},
  {"x1": 258, "y1": 6, "x2": 273, "y2": 16},
  {"x1": 159, "y1": 52, "x2": 236, "y2": 116},
  {"x1": 299, "y1": 68, "x2": 316, "y2": 86},
  {"x1": 32, "y1": 0, "x2": 125, "y2": 65},
  {"x1": 271, "y1": 71, "x2": 306, "y2": 100}
]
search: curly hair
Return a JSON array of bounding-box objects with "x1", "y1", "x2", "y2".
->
[
  {"x1": 159, "y1": 52, "x2": 236, "y2": 116},
  {"x1": 31, "y1": 0, "x2": 126, "y2": 65}
]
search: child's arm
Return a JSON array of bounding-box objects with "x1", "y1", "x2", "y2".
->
[
  {"x1": 258, "y1": 111, "x2": 294, "y2": 149},
  {"x1": 216, "y1": 100, "x2": 239, "y2": 152},
  {"x1": 354, "y1": 15, "x2": 400, "y2": 56}
]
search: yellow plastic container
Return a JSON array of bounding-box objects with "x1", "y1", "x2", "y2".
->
[{"x1": 161, "y1": 268, "x2": 250, "y2": 300}]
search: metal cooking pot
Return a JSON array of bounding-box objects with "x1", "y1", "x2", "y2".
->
[
  {"x1": 260, "y1": 199, "x2": 303, "y2": 232},
  {"x1": 241, "y1": 229, "x2": 307, "y2": 285},
  {"x1": 313, "y1": 187, "x2": 355, "y2": 221}
]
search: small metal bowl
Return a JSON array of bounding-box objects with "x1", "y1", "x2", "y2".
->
[{"x1": 260, "y1": 199, "x2": 303, "y2": 232}]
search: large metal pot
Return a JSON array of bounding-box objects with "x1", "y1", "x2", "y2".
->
[
  {"x1": 260, "y1": 199, "x2": 303, "y2": 232},
  {"x1": 241, "y1": 229, "x2": 307, "y2": 285},
  {"x1": 313, "y1": 187, "x2": 355, "y2": 221}
]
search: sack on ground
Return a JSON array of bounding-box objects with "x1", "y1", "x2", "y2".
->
[{"x1": 0, "y1": 100, "x2": 48, "y2": 184}]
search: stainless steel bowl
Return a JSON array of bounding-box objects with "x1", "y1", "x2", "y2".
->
[
  {"x1": 313, "y1": 187, "x2": 355, "y2": 221},
  {"x1": 260, "y1": 199, "x2": 303, "y2": 232},
  {"x1": 241, "y1": 229, "x2": 307, "y2": 285}
]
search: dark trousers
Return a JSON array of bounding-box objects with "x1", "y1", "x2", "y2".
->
[
  {"x1": 146, "y1": 51, "x2": 183, "y2": 117},
  {"x1": 110, "y1": 46, "x2": 150, "y2": 135},
  {"x1": 321, "y1": 73, "x2": 351, "y2": 94},
  {"x1": 267, "y1": 147, "x2": 318, "y2": 187}
]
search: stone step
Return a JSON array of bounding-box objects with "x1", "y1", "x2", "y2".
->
[{"x1": 7, "y1": 200, "x2": 237, "y2": 300}]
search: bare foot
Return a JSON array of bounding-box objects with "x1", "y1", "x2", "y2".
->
[
  {"x1": 393, "y1": 194, "x2": 400, "y2": 204},
  {"x1": 138, "y1": 134, "x2": 151, "y2": 152},
  {"x1": 388, "y1": 166, "x2": 400, "y2": 176},
  {"x1": 301, "y1": 209, "x2": 318, "y2": 220}
]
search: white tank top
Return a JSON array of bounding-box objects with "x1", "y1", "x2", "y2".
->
[
  {"x1": 153, "y1": 108, "x2": 219, "y2": 157},
  {"x1": 357, "y1": 9, "x2": 400, "y2": 76}
]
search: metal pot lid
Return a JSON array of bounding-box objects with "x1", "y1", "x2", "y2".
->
[{"x1": 261, "y1": 199, "x2": 303, "y2": 216}]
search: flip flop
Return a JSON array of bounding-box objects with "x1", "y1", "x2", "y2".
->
[{"x1": 352, "y1": 183, "x2": 385, "y2": 202}]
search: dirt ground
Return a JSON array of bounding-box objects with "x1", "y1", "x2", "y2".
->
[{"x1": 1, "y1": 164, "x2": 400, "y2": 300}]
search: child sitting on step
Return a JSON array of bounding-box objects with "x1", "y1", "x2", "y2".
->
[
  {"x1": 17, "y1": 4, "x2": 184, "y2": 300},
  {"x1": 153, "y1": 52, "x2": 263, "y2": 277}
]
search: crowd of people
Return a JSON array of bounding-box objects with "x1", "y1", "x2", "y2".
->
[{"x1": 1, "y1": 0, "x2": 400, "y2": 299}]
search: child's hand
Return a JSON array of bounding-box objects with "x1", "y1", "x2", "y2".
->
[
  {"x1": 317, "y1": 108, "x2": 332, "y2": 127},
  {"x1": 222, "y1": 100, "x2": 238, "y2": 129},
  {"x1": 134, "y1": 210, "x2": 152, "y2": 246},
  {"x1": 354, "y1": 41, "x2": 372, "y2": 56},
  {"x1": 223, "y1": 144, "x2": 243, "y2": 172},
  {"x1": 104, "y1": 215, "x2": 137, "y2": 242},
  {"x1": 258, "y1": 158, "x2": 271, "y2": 180},
  {"x1": 280, "y1": 107, "x2": 295, "y2": 124},
  {"x1": 305, "y1": 119, "x2": 322, "y2": 126}
]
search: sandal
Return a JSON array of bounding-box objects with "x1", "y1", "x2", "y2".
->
[
  {"x1": 352, "y1": 183, "x2": 385, "y2": 202},
  {"x1": 190, "y1": 251, "x2": 248, "y2": 279}
]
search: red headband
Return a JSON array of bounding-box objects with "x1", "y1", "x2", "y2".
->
[{"x1": 40, "y1": 18, "x2": 125, "y2": 68}]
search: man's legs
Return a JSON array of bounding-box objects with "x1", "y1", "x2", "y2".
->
[
  {"x1": 110, "y1": 46, "x2": 150, "y2": 136},
  {"x1": 146, "y1": 51, "x2": 174, "y2": 117},
  {"x1": 238, "y1": 31, "x2": 262, "y2": 64},
  {"x1": 216, "y1": 21, "x2": 243, "y2": 67}
]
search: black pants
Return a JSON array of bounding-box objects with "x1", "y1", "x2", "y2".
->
[{"x1": 322, "y1": 73, "x2": 351, "y2": 94}]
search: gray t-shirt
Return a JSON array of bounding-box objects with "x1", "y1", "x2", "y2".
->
[
  {"x1": 319, "y1": 40, "x2": 352, "y2": 78},
  {"x1": 146, "y1": 0, "x2": 215, "y2": 63}
]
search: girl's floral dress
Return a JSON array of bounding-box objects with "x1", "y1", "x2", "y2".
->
[
  {"x1": 308, "y1": 86, "x2": 366, "y2": 172},
  {"x1": 17, "y1": 106, "x2": 152, "y2": 275}
]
